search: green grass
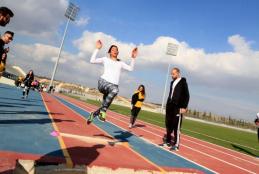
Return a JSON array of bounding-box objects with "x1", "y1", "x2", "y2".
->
[{"x1": 66, "y1": 94, "x2": 259, "y2": 157}]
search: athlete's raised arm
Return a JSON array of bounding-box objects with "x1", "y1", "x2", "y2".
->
[
  {"x1": 122, "y1": 47, "x2": 138, "y2": 71},
  {"x1": 90, "y1": 40, "x2": 105, "y2": 64}
]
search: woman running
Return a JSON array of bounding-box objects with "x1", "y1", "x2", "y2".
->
[
  {"x1": 87, "y1": 40, "x2": 138, "y2": 123},
  {"x1": 129, "y1": 85, "x2": 145, "y2": 128},
  {"x1": 22, "y1": 70, "x2": 34, "y2": 99}
]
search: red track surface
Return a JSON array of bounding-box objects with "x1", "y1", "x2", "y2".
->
[
  {"x1": 41, "y1": 93, "x2": 163, "y2": 171},
  {"x1": 58, "y1": 94, "x2": 259, "y2": 174},
  {"x1": 1, "y1": 92, "x2": 258, "y2": 174}
]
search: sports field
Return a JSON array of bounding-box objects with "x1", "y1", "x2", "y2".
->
[
  {"x1": 0, "y1": 84, "x2": 258, "y2": 174},
  {"x1": 69, "y1": 94, "x2": 259, "y2": 157}
]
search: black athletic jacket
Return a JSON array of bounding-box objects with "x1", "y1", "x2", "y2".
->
[
  {"x1": 131, "y1": 91, "x2": 144, "y2": 106},
  {"x1": 23, "y1": 74, "x2": 34, "y2": 87},
  {"x1": 166, "y1": 78, "x2": 190, "y2": 109}
]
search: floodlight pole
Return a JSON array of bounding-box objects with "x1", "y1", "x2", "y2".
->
[
  {"x1": 49, "y1": 3, "x2": 78, "y2": 90},
  {"x1": 161, "y1": 64, "x2": 171, "y2": 113},
  {"x1": 49, "y1": 18, "x2": 70, "y2": 89},
  {"x1": 160, "y1": 43, "x2": 178, "y2": 113}
]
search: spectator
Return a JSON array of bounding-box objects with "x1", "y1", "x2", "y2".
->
[
  {"x1": 0, "y1": 52, "x2": 7, "y2": 77},
  {"x1": 0, "y1": 31, "x2": 14, "y2": 58},
  {"x1": 162, "y1": 67, "x2": 190, "y2": 151},
  {"x1": 255, "y1": 113, "x2": 259, "y2": 142},
  {"x1": 0, "y1": 7, "x2": 14, "y2": 27}
]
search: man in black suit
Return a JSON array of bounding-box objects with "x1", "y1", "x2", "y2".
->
[{"x1": 164, "y1": 67, "x2": 190, "y2": 151}]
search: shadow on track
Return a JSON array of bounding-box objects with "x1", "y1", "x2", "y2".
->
[
  {"x1": 231, "y1": 144, "x2": 258, "y2": 157},
  {"x1": 134, "y1": 124, "x2": 146, "y2": 128},
  {"x1": 0, "y1": 110, "x2": 63, "y2": 115},
  {"x1": 0, "y1": 96, "x2": 45, "y2": 102},
  {"x1": 36, "y1": 145, "x2": 105, "y2": 166},
  {"x1": 0, "y1": 104, "x2": 25, "y2": 108},
  {"x1": 0, "y1": 118, "x2": 75, "y2": 125},
  {"x1": 0, "y1": 101, "x2": 42, "y2": 107},
  {"x1": 114, "y1": 130, "x2": 134, "y2": 142}
]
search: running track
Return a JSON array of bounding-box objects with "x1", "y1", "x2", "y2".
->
[
  {"x1": 56, "y1": 94, "x2": 259, "y2": 174},
  {"x1": 0, "y1": 84, "x2": 258, "y2": 173}
]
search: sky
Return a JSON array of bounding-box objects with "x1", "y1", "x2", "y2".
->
[{"x1": 1, "y1": 0, "x2": 259, "y2": 121}]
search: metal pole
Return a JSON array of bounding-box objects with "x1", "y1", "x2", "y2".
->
[
  {"x1": 49, "y1": 3, "x2": 78, "y2": 90},
  {"x1": 49, "y1": 17, "x2": 70, "y2": 90},
  {"x1": 161, "y1": 64, "x2": 171, "y2": 113}
]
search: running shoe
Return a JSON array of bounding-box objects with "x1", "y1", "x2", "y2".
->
[
  {"x1": 159, "y1": 142, "x2": 171, "y2": 148},
  {"x1": 87, "y1": 112, "x2": 95, "y2": 124},
  {"x1": 129, "y1": 124, "x2": 133, "y2": 129},
  {"x1": 97, "y1": 111, "x2": 106, "y2": 122},
  {"x1": 171, "y1": 145, "x2": 179, "y2": 151}
]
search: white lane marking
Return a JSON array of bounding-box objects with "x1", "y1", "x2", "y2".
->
[
  {"x1": 106, "y1": 113, "x2": 259, "y2": 166},
  {"x1": 107, "y1": 114, "x2": 256, "y2": 174},
  {"x1": 59, "y1": 96, "x2": 218, "y2": 174},
  {"x1": 60, "y1": 96, "x2": 259, "y2": 172}
]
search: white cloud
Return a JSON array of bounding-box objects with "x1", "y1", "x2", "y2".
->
[
  {"x1": 72, "y1": 31, "x2": 259, "y2": 120},
  {"x1": 2, "y1": 0, "x2": 68, "y2": 39},
  {"x1": 74, "y1": 31, "x2": 259, "y2": 79},
  {"x1": 75, "y1": 17, "x2": 89, "y2": 27},
  {"x1": 74, "y1": 31, "x2": 136, "y2": 58},
  {"x1": 7, "y1": 30, "x2": 259, "y2": 120}
]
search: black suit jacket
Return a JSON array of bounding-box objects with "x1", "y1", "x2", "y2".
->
[{"x1": 166, "y1": 77, "x2": 190, "y2": 111}]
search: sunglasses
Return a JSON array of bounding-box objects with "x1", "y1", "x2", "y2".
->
[{"x1": 7, "y1": 36, "x2": 13, "y2": 41}]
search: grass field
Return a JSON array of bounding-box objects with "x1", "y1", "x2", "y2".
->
[{"x1": 65, "y1": 94, "x2": 259, "y2": 157}]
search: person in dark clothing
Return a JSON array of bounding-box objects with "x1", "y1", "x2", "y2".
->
[
  {"x1": 163, "y1": 67, "x2": 190, "y2": 151},
  {"x1": 0, "y1": 7, "x2": 14, "y2": 27},
  {"x1": 0, "y1": 52, "x2": 7, "y2": 77},
  {"x1": 129, "y1": 85, "x2": 145, "y2": 128},
  {"x1": 22, "y1": 70, "x2": 34, "y2": 99},
  {"x1": 255, "y1": 113, "x2": 259, "y2": 142},
  {"x1": 0, "y1": 31, "x2": 14, "y2": 59}
]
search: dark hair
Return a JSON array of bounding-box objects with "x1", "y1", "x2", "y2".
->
[
  {"x1": 108, "y1": 45, "x2": 120, "y2": 61},
  {"x1": 138, "y1": 84, "x2": 145, "y2": 96},
  {"x1": 5, "y1": 31, "x2": 14, "y2": 37},
  {"x1": 108, "y1": 45, "x2": 118, "y2": 53},
  {"x1": 28, "y1": 70, "x2": 34, "y2": 78},
  {"x1": 172, "y1": 67, "x2": 180, "y2": 73},
  {"x1": 0, "y1": 7, "x2": 14, "y2": 17}
]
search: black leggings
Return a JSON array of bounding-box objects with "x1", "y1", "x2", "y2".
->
[
  {"x1": 94, "y1": 78, "x2": 119, "y2": 115},
  {"x1": 130, "y1": 106, "x2": 141, "y2": 125},
  {"x1": 23, "y1": 86, "x2": 30, "y2": 96}
]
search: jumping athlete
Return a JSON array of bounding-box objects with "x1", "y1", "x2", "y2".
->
[
  {"x1": 87, "y1": 40, "x2": 138, "y2": 123},
  {"x1": 22, "y1": 70, "x2": 34, "y2": 99},
  {"x1": 129, "y1": 85, "x2": 145, "y2": 128}
]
